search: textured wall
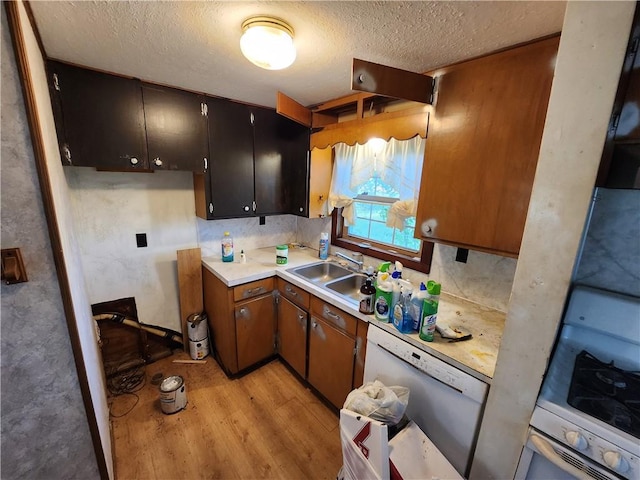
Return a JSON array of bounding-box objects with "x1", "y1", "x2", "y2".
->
[
  {"x1": 65, "y1": 168, "x2": 199, "y2": 332},
  {"x1": 197, "y1": 215, "x2": 297, "y2": 259},
  {"x1": 574, "y1": 188, "x2": 640, "y2": 297},
  {"x1": 0, "y1": 8, "x2": 99, "y2": 479}
]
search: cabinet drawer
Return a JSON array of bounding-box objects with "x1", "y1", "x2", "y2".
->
[
  {"x1": 233, "y1": 277, "x2": 274, "y2": 302},
  {"x1": 310, "y1": 297, "x2": 357, "y2": 336},
  {"x1": 277, "y1": 278, "x2": 310, "y2": 310}
]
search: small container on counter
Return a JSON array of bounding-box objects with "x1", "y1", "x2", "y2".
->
[
  {"x1": 319, "y1": 232, "x2": 329, "y2": 260},
  {"x1": 359, "y1": 278, "x2": 376, "y2": 314},
  {"x1": 276, "y1": 244, "x2": 288, "y2": 265}
]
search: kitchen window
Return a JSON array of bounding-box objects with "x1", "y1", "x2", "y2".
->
[{"x1": 329, "y1": 136, "x2": 433, "y2": 273}]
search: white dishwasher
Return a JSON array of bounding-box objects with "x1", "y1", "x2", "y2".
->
[{"x1": 364, "y1": 323, "x2": 489, "y2": 478}]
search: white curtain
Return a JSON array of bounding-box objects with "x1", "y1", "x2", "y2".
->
[{"x1": 328, "y1": 136, "x2": 426, "y2": 229}]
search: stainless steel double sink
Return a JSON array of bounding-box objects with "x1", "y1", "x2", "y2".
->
[{"x1": 287, "y1": 261, "x2": 367, "y2": 305}]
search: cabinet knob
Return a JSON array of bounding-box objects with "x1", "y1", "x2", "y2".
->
[
  {"x1": 312, "y1": 321, "x2": 317, "y2": 329},
  {"x1": 130, "y1": 157, "x2": 139, "y2": 166},
  {"x1": 421, "y1": 219, "x2": 437, "y2": 236},
  {"x1": 154, "y1": 157, "x2": 163, "y2": 167},
  {"x1": 239, "y1": 307, "x2": 247, "y2": 316},
  {"x1": 243, "y1": 205, "x2": 250, "y2": 212}
]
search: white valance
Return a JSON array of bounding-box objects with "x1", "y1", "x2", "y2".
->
[{"x1": 328, "y1": 136, "x2": 426, "y2": 229}]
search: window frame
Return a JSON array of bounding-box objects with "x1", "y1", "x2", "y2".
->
[{"x1": 331, "y1": 208, "x2": 433, "y2": 274}]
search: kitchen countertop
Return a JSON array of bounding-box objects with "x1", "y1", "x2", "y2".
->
[{"x1": 202, "y1": 246, "x2": 506, "y2": 384}]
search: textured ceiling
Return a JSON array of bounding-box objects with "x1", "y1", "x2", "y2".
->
[{"x1": 29, "y1": 1, "x2": 566, "y2": 109}]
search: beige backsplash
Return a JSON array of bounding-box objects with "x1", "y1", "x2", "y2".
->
[{"x1": 296, "y1": 216, "x2": 516, "y2": 313}]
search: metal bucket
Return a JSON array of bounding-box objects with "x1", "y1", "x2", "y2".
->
[
  {"x1": 159, "y1": 375, "x2": 187, "y2": 414},
  {"x1": 187, "y1": 312, "x2": 210, "y2": 360}
]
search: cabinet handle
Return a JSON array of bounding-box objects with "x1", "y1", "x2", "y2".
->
[
  {"x1": 203, "y1": 157, "x2": 208, "y2": 171},
  {"x1": 62, "y1": 144, "x2": 72, "y2": 164},
  {"x1": 53, "y1": 73, "x2": 60, "y2": 91},
  {"x1": 244, "y1": 286, "x2": 264, "y2": 297},
  {"x1": 285, "y1": 286, "x2": 298, "y2": 297},
  {"x1": 209, "y1": 203, "x2": 214, "y2": 214},
  {"x1": 324, "y1": 307, "x2": 341, "y2": 322},
  {"x1": 252, "y1": 201, "x2": 256, "y2": 212},
  {"x1": 130, "y1": 157, "x2": 139, "y2": 166},
  {"x1": 153, "y1": 157, "x2": 163, "y2": 167}
]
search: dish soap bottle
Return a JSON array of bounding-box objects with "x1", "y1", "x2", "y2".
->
[
  {"x1": 393, "y1": 289, "x2": 413, "y2": 334},
  {"x1": 221, "y1": 231, "x2": 234, "y2": 262},
  {"x1": 359, "y1": 278, "x2": 376, "y2": 314}
]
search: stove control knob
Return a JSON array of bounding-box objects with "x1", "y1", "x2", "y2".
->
[
  {"x1": 564, "y1": 431, "x2": 588, "y2": 450},
  {"x1": 603, "y1": 451, "x2": 629, "y2": 473}
]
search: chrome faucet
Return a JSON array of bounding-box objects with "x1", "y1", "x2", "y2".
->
[{"x1": 336, "y1": 252, "x2": 364, "y2": 272}]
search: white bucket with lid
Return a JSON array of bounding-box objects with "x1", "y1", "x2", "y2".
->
[
  {"x1": 159, "y1": 375, "x2": 187, "y2": 414},
  {"x1": 187, "y1": 312, "x2": 210, "y2": 360}
]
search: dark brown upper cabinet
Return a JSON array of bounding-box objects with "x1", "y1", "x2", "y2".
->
[
  {"x1": 48, "y1": 61, "x2": 147, "y2": 170},
  {"x1": 205, "y1": 97, "x2": 255, "y2": 219},
  {"x1": 48, "y1": 61, "x2": 209, "y2": 173},
  {"x1": 194, "y1": 97, "x2": 310, "y2": 220},
  {"x1": 141, "y1": 83, "x2": 209, "y2": 173},
  {"x1": 597, "y1": 5, "x2": 640, "y2": 189}
]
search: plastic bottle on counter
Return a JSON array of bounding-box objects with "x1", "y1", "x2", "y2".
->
[
  {"x1": 409, "y1": 282, "x2": 428, "y2": 331},
  {"x1": 221, "y1": 231, "x2": 234, "y2": 262},
  {"x1": 359, "y1": 278, "x2": 376, "y2": 314},
  {"x1": 392, "y1": 288, "x2": 413, "y2": 334},
  {"x1": 319, "y1": 232, "x2": 329, "y2": 260},
  {"x1": 426, "y1": 280, "x2": 441, "y2": 307},
  {"x1": 374, "y1": 275, "x2": 393, "y2": 323},
  {"x1": 390, "y1": 271, "x2": 402, "y2": 313},
  {"x1": 419, "y1": 299, "x2": 438, "y2": 342}
]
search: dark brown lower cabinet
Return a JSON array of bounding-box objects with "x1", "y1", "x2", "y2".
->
[
  {"x1": 308, "y1": 315, "x2": 357, "y2": 409},
  {"x1": 277, "y1": 296, "x2": 308, "y2": 378}
]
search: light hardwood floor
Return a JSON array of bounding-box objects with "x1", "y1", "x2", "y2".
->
[{"x1": 109, "y1": 352, "x2": 343, "y2": 479}]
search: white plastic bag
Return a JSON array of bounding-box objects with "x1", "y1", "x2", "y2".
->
[{"x1": 343, "y1": 380, "x2": 410, "y2": 425}]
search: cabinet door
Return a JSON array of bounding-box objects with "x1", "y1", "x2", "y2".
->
[
  {"x1": 353, "y1": 320, "x2": 369, "y2": 389},
  {"x1": 415, "y1": 37, "x2": 558, "y2": 256},
  {"x1": 49, "y1": 61, "x2": 147, "y2": 169},
  {"x1": 308, "y1": 316, "x2": 356, "y2": 409},
  {"x1": 253, "y1": 107, "x2": 286, "y2": 215},
  {"x1": 278, "y1": 297, "x2": 308, "y2": 378},
  {"x1": 254, "y1": 108, "x2": 310, "y2": 216},
  {"x1": 283, "y1": 119, "x2": 311, "y2": 217},
  {"x1": 142, "y1": 84, "x2": 208, "y2": 172},
  {"x1": 235, "y1": 294, "x2": 277, "y2": 371},
  {"x1": 208, "y1": 97, "x2": 255, "y2": 218}
]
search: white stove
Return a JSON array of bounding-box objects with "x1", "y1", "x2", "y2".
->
[{"x1": 519, "y1": 286, "x2": 640, "y2": 480}]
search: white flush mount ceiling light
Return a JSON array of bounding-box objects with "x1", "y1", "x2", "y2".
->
[{"x1": 240, "y1": 16, "x2": 296, "y2": 70}]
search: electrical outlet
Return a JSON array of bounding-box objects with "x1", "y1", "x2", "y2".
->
[
  {"x1": 136, "y1": 233, "x2": 147, "y2": 248},
  {"x1": 455, "y1": 248, "x2": 469, "y2": 263},
  {"x1": 259, "y1": 216, "x2": 266, "y2": 225}
]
